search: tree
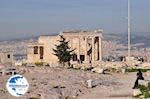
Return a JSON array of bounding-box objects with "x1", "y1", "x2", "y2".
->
[{"x1": 53, "y1": 35, "x2": 74, "y2": 66}]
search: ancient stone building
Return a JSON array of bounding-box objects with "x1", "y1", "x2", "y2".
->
[
  {"x1": 27, "y1": 29, "x2": 103, "y2": 66},
  {"x1": 0, "y1": 52, "x2": 14, "y2": 65}
]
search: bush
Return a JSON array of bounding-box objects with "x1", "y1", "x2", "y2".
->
[
  {"x1": 0, "y1": 89, "x2": 7, "y2": 93},
  {"x1": 34, "y1": 62, "x2": 43, "y2": 66},
  {"x1": 107, "y1": 68, "x2": 121, "y2": 73},
  {"x1": 138, "y1": 85, "x2": 150, "y2": 98},
  {"x1": 126, "y1": 68, "x2": 150, "y2": 72}
]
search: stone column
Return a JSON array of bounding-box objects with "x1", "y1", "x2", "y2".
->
[
  {"x1": 92, "y1": 37, "x2": 95, "y2": 66},
  {"x1": 96, "y1": 37, "x2": 99, "y2": 60},
  {"x1": 77, "y1": 37, "x2": 80, "y2": 60},
  {"x1": 84, "y1": 37, "x2": 87, "y2": 62},
  {"x1": 99, "y1": 37, "x2": 102, "y2": 61}
]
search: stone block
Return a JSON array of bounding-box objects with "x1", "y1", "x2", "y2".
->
[
  {"x1": 121, "y1": 69, "x2": 126, "y2": 74},
  {"x1": 92, "y1": 67, "x2": 104, "y2": 74},
  {"x1": 139, "y1": 80, "x2": 150, "y2": 87},
  {"x1": 0, "y1": 69, "x2": 5, "y2": 76},
  {"x1": 145, "y1": 71, "x2": 150, "y2": 76},
  {"x1": 133, "y1": 89, "x2": 141, "y2": 96},
  {"x1": 87, "y1": 79, "x2": 93, "y2": 88}
]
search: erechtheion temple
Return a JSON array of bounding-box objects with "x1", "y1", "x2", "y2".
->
[{"x1": 27, "y1": 29, "x2": 103, "y2": 66}]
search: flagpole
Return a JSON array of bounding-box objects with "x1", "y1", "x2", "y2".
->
[{"x1": 128, "y1": 0, "x2": 131, "y2": 58}]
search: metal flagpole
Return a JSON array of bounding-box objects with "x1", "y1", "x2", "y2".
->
[{"x1": 128, "y1": 0, "x2": 131, "y2": 58}]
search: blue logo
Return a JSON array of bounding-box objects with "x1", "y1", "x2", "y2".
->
[{"x1": 6, "y1": 74, "x2": 29, "y2": 97}]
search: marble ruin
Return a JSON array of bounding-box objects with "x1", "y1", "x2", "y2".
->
[
  {"x1": 0, "y1": 52, "x2": 14, "y2": 65},
  {"x1": 27, "y1": 29, "x2": 103, "y2": 66}
]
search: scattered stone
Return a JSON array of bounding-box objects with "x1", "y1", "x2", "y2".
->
[
  {"x1": 133, "y1": 80, "x2": 150, "y2": 97},
  {"x1": 139, "y1": 80, "x2": 150, "y2": 87},
  {"x1": 0, "y1": 69, "x2": 5, "y2": 76},
  {"x1": 92, "y1": 67, "x2": 104, "y2": 74},
  {"x1": 121, "y1": 69, "x2": 126, "y2": 74},
  {"x1": 145, "y1": 71, "x2": 150, "y2": 76},
  {"x1": 72, "y1": 64, "x2": 80, "y2": 69},
  {"x1": 86, "y1": 79, "x2": 93, "y2": 88},
  {"x1": 86, "y1": 79, "x2": 115, "y2": 88},
  {"x1": 133, "y1": 89, "x2": 141, "y2": 97}
]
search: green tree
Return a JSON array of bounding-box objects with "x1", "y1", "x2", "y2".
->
[{"x1": 53, "y1": 35, "x2": 74, "y2": 66}]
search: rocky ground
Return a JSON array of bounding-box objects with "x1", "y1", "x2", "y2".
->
[{"x1": 0, "y1": 66, "x2": 149, "y2": 99}]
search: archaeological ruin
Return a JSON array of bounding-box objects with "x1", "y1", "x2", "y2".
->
[{"x1": 27, "y1": 29, "x2": 103, "y2": 66}]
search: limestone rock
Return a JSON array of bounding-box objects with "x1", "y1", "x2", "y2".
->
[
  {"x1": 139, "y1": 80, "x2": 150, "y2": 87},
  {"x1": 145, "y1": 71, "x2": 150, "y2": 77},
  {"x1": 92, "y1": 67, "x2": 104, "y2": 74},
  {"x1": 133, "y1": 89, "x2": 142, "y2": 96},
  {"x1": 86, "y1": 79, "x2": 93, "y2": 88},
  {"x1": 121, "y1": 69, "x2": 126, "y2": 74},
  {"x1": 141, "y1": 62, "x2": 150, "y2": 68}
]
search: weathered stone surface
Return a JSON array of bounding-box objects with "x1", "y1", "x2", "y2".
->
[
  {"x1": 86, "y1": 79, "x2": 116, "y2": 89},
  {"x1": 0, "y1": 69, "x2": 5, "y2": 76},
  {"x1": 87, "y1": 79, "x2": 93, "y2": 88},
  {"x1": 133, "y1": 80, "x2": 150, "y2": 97},
  {"x1": 72, "y1": 64, "x2": 80, "y2": 69},
  {"x1": 92, "y1": 67, "x2": 104, "y2": 74},
  {"x1": 145, "y1": 71, "x2": 150, "y2": 77},
  {"x1": 15, "y1": 61, "x2": 23, "y2": 66},
  {"x1": 27, "y1": 30, "x2": 103, "y2": 67},
  {"x1": 121, "y1": 69, "x2": 126, "y2": 74},
  {"x1": 0, "y1": 52, "x2": 14, "y2": 65},
  {"x1": 141, "y1": 62, "x2": 150, "y2": 68},
  {"x1": 139, "y1": 80, "x2": 150, "y2": 87},
  {"x1": 133, "y1": 89, "x2": 141, "y2": 96}
]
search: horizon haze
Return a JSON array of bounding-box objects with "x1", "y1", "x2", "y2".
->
[{"x1": 0, "y1": 0, "x2": 150, "y2": 40}]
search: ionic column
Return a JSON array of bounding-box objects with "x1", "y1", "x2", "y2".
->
[
  {"x1": 84, "y1": 37, "x2": 87, "y2": 62},
  {"x1": 77, "y1": 37, "x2": 80, "y2": 60},
  {"x1": 92, "y1": 37, "x2": 95, "y2": 66},
  {"x1": 99, "y1": 37, "x2": 102, "y2": 61}
]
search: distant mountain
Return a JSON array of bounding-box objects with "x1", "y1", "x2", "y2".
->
[
  {"x1": 0, "y1": 33, "x2": 59, "y2": 42},
  {"x1": 104, "y1": 32, "x2": 150, "y2": 48},
  {"x1": 0, "y1": 35, "x2": 38, "y2": 42}
]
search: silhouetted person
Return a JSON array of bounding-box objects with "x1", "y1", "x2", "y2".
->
[
  {"x1": 77, "y1": 59, "x2": 80, "y2": 64},
  {"x1": 81, "y1": 60, "x2": 83, "y2": 64},
  {"x1": 132, "y1": 69, "x2": 144, "y2": 89}
]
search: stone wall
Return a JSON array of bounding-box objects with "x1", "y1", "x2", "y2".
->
[
  {"x1": 0, "y1": 52, "x2": 14, "y2": 65},
  {"x1": 27, "y1": 30, "x2": 103, "y2": 66}
]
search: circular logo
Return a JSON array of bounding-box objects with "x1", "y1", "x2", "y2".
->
[{"x1": 6, "y1": 74, "x2": 29, "y2": 97}]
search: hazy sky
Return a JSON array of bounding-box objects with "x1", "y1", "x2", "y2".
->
[{"x1": 0, "y1": 0, "x2": 150, "y2": 40}]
